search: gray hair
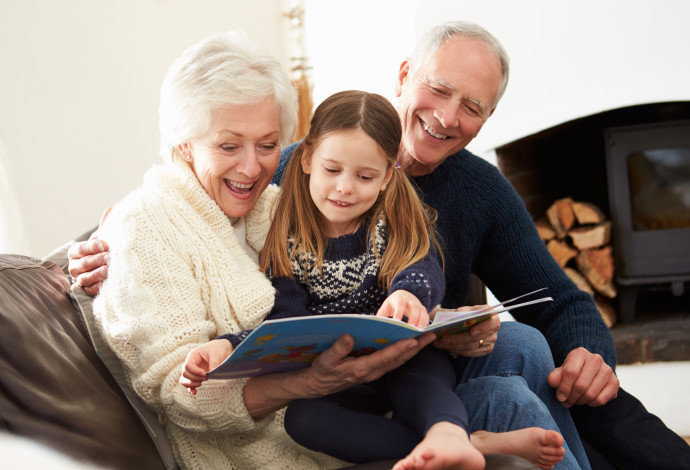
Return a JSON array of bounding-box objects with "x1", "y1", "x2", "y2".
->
[
  {"x1": 158, "y1": 31, "x2": 298, "y2": 162},
  {"x1": 409, "y1": 21, "x2": 510, "y2": 107}
]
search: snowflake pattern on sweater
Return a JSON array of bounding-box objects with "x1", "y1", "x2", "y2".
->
[
  {"x1": 293, "y1": 218, "x2": 388, "y2": 316},
  {"x1": 223, "y1": 218, "x2": 444, "y2": 348}
]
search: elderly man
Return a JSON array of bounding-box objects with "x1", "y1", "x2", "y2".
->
[
  {"x1": 278, "y1": 21, "x2": 690, "y2": 470},
  {"x1": 71, "y1": 21, "x2": 690, "y2": 470}
]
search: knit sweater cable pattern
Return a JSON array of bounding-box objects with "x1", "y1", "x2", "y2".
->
[{"x1": 93, "y1": 160, "x2": 343, "y2": 470}]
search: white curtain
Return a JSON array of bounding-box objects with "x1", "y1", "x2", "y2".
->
[{"x1": 0, "y1": 139, "x2": 31, "y2": 255}]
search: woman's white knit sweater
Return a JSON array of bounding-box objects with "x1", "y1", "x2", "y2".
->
[{"x1": 93, "y1": 160, "x2": 343, "y2": 470}]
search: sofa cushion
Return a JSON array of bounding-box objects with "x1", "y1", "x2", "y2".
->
[{"x1": 0, "y1": 254, "x2": 166, "y2": 469}]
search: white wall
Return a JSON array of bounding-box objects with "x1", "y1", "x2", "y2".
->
[
  {"x1": 3, "y1": 0, "x2": 690, "y2": 257},
  {"x1": 305, "y1": 0, "x2": 690, "y2": 159},
  {"x1": 0, "y1": 0, "x2": 293, "y2": 257}
]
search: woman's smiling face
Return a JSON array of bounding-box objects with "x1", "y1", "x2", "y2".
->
[{"x1": 181, "y1": 97, "x2": 281, "y2": 218}]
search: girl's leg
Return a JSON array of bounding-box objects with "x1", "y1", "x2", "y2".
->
[
  {"x1": 384, "y1": 346, "x2": 468, "y2": 434},
  {"x1": 384, "y1": 347, "x2": 483, "y2": 470},
  {"x1": 283, "y1": 384, "x2": 420, "y2": 463}
]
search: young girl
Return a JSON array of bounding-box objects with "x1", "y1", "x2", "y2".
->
[{"x1": 181, "y1": 91, "x2": 566, "y2": 470}]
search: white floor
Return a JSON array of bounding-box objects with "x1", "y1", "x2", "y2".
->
[{"x1": 616, "y1": 360, "x2": 690, "y2": 437}]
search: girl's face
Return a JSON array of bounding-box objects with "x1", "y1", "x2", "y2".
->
[
  {"x1": 180, "y1": 98, "x2": 281, "y2": 218},
  {"x1": 301, "y1": 128, "x2": 393, "y2": 238}
]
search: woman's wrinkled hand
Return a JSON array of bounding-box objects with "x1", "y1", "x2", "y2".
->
[
  {"x1": 433, "y1": 308, "x2": 500, "y2": 357},
  {"x1": 303, "y1": 332, "x2": 436, "y2": 398},
  {"x1": 242, "y1": 332, "x2": 436, "y2": 419}
]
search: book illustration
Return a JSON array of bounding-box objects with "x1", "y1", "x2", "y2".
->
[{"x1": 208, "y1": 288, "x2": 551, "y2": 379}]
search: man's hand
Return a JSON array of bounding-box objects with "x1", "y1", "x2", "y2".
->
[
  {"x1": 433, "y1": 309, "x2": 500, "y2": 357},
  {"x1": 547, "y1": 347, "x2": 619, "y2": 407},
  {"x1": 67, "y1": 207, "x2": 112, "y2": 295}
]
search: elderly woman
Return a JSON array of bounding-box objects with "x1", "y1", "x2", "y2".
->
[{"x1": 90, "y1": 32, "x2": 433, "y2": 469}]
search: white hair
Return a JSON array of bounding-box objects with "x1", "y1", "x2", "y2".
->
[
  {"x1": 409, "y1": 21, "x2": 510, "y2": 106},
  {"x1": 158, "y1": 31, "x2": 298, "y2": 162}
]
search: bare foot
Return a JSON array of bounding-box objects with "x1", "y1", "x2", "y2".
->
[
  {"x1": 470, "y1": 427, "x2": 565, "y2": 470},
  {"x1": 393, "y1": 422, "x2": 484, "y2": 470}
]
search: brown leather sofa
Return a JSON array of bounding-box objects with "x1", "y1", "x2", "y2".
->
[
  {"x1": 0, "y1": 236, "x2": 536, "y2": 470},
  {"x1": 0, "y1": 251, "x2": 172, "y2": 469}
]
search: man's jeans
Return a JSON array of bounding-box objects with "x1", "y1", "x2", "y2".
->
[{"x1": 455, "y1": 321, "x2": 591, "y2": 470}]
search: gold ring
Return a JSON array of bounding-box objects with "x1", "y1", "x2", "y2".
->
[{"x1": 479, "y1": 339, "x2": 484, "y2": 348}]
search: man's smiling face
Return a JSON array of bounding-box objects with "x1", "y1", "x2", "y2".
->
[{"x1": 394, "y1": 36, "x2": 503, "y2": 176}]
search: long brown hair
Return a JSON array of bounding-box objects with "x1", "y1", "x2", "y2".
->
[{"x1": 261, "y1": 90, "x2": 442, "y2": 290}]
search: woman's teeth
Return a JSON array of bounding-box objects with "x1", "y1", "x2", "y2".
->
[{"x1": 227, "y1": 180, "x2": 254, "y2": 193}]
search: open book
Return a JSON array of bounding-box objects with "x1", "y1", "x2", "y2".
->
[{"x1": 208, "y1": 288, "x2": 551, "y2": 379}]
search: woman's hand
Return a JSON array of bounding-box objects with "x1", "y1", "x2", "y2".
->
[
  {"x1": 433, "y1": 307, "x2": 500, "y2": 357},
  {"x1": 376, "y1": 290, "x2": 430, "y2": 328},
  {"x1": 180, "y1": 339, "x2": 234, "y2": 395},
  {"x1": 242, "y1": 332, "x2": 436, "y2": 418},
  {"x1": 304, "y1": 332, "x2": 436, "y2": 396},
  {"x1": 68, "y1": 207, "x2": 112, "y2": 295}
]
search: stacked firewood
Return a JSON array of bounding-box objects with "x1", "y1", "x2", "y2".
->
[{"x1": 535, "y1": 197, "x2": 617, "y2": 327}]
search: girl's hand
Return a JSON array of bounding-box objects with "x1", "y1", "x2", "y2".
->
[
  {"x1": 376, "y1": 290, "x2": 430, "y2": 328},
  {"x1": 180, "y1": 339, "x2": 233, "y2": 395},
  {"x1": 433, "y1": 308, "x2": 500, "y2": 357}
]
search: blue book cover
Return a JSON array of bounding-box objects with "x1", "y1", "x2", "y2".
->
[{"x1": 208, "y1": 289, "x2": 551, "y2": 379}]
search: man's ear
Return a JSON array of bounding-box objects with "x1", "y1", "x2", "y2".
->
[{"x1": 395, "y1": 59, "x2": 411, "y2": 98}]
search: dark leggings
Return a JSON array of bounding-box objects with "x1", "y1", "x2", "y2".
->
[{"x1": 283, "y1": 346, "x2": 468, "y2": 463}]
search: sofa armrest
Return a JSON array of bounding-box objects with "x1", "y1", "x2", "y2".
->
[{"x1": 0, "y1": 254, "x2": 168, "y2": 469}]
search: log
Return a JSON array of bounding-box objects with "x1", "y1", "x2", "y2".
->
[
  {"x1": 538, "y1": 199, "x2": 618, "y2": 326},
  {"x1": 535, "y1": 217, "x2": 556, "y2": 242},
  {"x1": 546, "y1": 197, "x2": 575, "y2": 239},
  {"x1": 547, "y1": 239, "x2": 578, "y2": 268},
  {"x1": 564, "y1": 266, "x2": 594, "y2": 296},
  {"x1": 572, "y1": 201, "x2": 606, "y2": 225},
  {"x1": 575, "y1": 246, "x2": 617, "y2": 298},
  {"x1": 568, "y1": 221, "x2": 612, "y2": 250}
]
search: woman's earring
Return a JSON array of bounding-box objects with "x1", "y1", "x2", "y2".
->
[{"x1": 178, "y1": 144, "x2": 192, "y2": 161}]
